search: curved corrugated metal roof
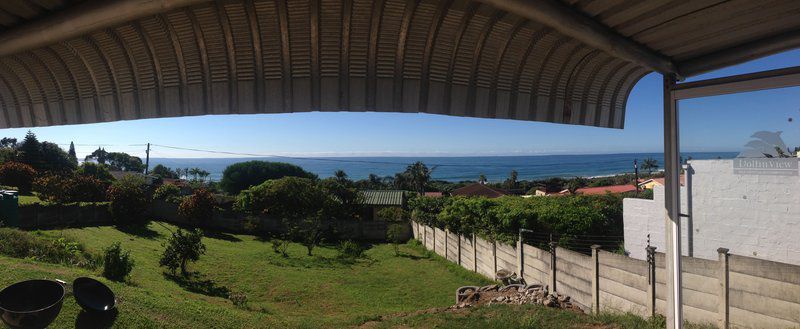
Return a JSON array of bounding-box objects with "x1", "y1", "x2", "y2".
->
[{"x1": 0, "y1": 0, "x2": 796, "y2": 129}]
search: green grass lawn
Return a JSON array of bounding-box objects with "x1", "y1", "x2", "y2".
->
[
  {"x1": 17, "y1": 194, "x2": 42, "y2": 205},
  {"x1": 0, "y1": 222, "x2": 492, "y2": 328}
]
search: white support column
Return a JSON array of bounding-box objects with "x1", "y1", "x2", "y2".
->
[{"x1": 663, "y1": 75, "x2": 683, "y2": 329}]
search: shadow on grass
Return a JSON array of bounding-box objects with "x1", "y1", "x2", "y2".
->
[
  {"x1": 75, "y1": 309, "x2": 118, "y2": 329},
  {"x1": 201, "y1": 229, "x2": 242, "y2": 242},
  {"x1": 115, "y1": 224, "x2": 160, "y2": 239},
  {"x1": 397, "y1": 252, "x2": 428, "y2": 260},
  {"x1": 164, "y1": 271, "x2": 230, "y2": 298}
]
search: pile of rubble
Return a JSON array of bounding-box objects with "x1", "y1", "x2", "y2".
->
[{"x1": 452, "y1": 283, "x2": 581, "y2": 312}]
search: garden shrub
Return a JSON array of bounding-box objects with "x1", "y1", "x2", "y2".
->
[
  {"x1": 337, "y1": 240, "x2": 364, "y2": 259},
  {"x1": 410, "y1": 194, "x2": 623, "y2": 252},
  {"x1": 271, "y1": 237, "x2": 289, "y2": 257},
  {"x1": 178, "y1": 189, "x2": 217, "y2": 225},
  {"x1": 153, "y1": 184, "x2": 182, "y2": 202},
  {"x1": 376, "y1": 207, "x2": 408, "y2": 222},
  {"x1": 0, "y1": 228, "x2": 98, "y2": 268},
  {"x1": 386, "y1": 224, "x2": 405, "y2": 256},
  {"x1": 220, "y1": 160, "x2": 317, "y2": 195},
  {"x1": 160, "y1": 228, "x2": 206, "y2": 276},
  {"x1": 77, "y1": 162, "x2": 114, "y2": 182},
  {"x1": 66, "y1": 175, "x2": 107, "y2": 202},
  {"x1": 33, "y1": 174, "x2": 65, "y2": 202},
  {"x1": 34, "y1": 174, "x2": 107, "y2": 203},
  {"x1": 107, "y1": 175, "x2": 148, "y2": 225},
  {"x1": 0, "y1": 162, "x2": 36, "y2": 194},
  {"x1": 228, "y1": 291, "x2": 248, "y2": 309},
  {"x1": 102, "y1": 242, "x2": 134, "y2": 281}
]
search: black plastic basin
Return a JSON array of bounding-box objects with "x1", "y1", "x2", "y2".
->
[
  {"x1": 0, "y1": 280, "x2": 65, "y2": 329},
  {"x1": 72, "y1": 277, "x2": 116, "y2": 313}
]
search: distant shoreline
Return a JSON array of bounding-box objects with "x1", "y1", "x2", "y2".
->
[{"x1": 149, "y1": 152, "x2": 735, "y2": 183}]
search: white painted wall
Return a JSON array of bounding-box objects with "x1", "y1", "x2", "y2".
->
[{"x1": 624, "y1": 159, "x2": 800, "y2": 265}]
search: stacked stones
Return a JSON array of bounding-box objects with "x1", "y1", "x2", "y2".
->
[{"x1": 453, "y1": 284, "x2": 579, "y2": 311}]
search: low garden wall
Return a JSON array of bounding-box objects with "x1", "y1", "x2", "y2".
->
[
  {"x1": 15, "y1": 200, "x2": 412, "y2": 242},
  {"x1": 17, "y1": 203, "x2": 111, "y2": 229},
  {"x1": 412, "y1": 221, "x2": 800, "y2": 328}
]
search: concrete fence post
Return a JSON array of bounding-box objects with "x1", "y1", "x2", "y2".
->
[
  {"x1": 492, "y1": 240, "x2": 498, "y2": 278},
  {"x1": 423, "y1": 224, "x2": 427, "y2": 247},
  {"x1": 718, "y1": 248, "x2": 730, "y2": 329},
  {"x1": 432, "y1": 227, "x2": 436, "y2": 254},
  {"x1": 457, "y1": 231, "x2": 462, "y2": 266},
  {"x1": 444, "y1": 229, "x2": 449, "y2": 259},
  {"x1": 647, "y1": 246, "x2": 657, "y2": 318},
  {"x1": 517, "y1": 231, "x2": 524, "y2": 279},
  {"x1": 472, "y1": 234, "x2": 478, "y2": 272},
  {"x1": 591, "y1": 245, "x2": 601, "y2": 314},
  {"x1": 549, "y1": 242, "x2": 557, "y2": 293}
]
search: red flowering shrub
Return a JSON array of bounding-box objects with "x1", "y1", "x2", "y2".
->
[
  {"x1": 178, "y1": 189, "x2": 217, "y2": 225},
  {"x1": 34, "y1": 174, "x2": 107, "y2": 203},
  {"x1": 0, "y1": 162, "x2": 36, "y2": 194},
  {"x1": 33, "y1": 174, "x2": 66, "y2": 202}
]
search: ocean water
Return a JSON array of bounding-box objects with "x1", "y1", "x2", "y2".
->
[{"x1": 150, "y1": 152, "x2": 736, "y2": 183}]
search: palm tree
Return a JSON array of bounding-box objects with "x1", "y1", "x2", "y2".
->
[
  {"x1": 504, "y1": 170, "x2": 518, "y2": 189},
  {"x1": 478, "y1": 174, "x2": 487, "y2": 184},
  {"x1": 641, "y1": 158, "x2": 659, "y2": 174},
  {"x1": 403, "y1": 161, "x2": 431, "y2": 194}
]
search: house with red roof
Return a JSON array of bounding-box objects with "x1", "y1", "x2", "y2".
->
[
  {"x1": 575, "y1": 184, "x2": 637, "y2": 195},
  {"x1": 451, "y1": 183, "x2": 510, "y2": 198}
]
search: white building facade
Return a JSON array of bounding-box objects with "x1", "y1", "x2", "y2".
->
[{"x1": 624, "y1": 159, "x2": 800, "y2": 265}]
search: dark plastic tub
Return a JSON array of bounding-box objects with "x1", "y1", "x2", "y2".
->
[
  {"x1": 0, "y1": 280, "x2": 65, "y2": 329},
  {"x1": 72, "y1": 277, "x2": 116, "y2": 313}
]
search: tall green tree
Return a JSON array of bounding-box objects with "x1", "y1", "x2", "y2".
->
[
  {"x1": 85, "y1": 147, "x2": 108, "y2": 164},
  {"x1": 220, "y1": 161, "x2": 317, "y2": 195},
  {"x1": 39, "y1": 142, "x2": 77, "y2": 173},
  {"x1": 18, "y1": 131, "x2": 42, "y2": 170},
  {"x1": 67, "y1": 142, "x2": 78, "y2": 165},
  {"x1": 151, "y1": 164, "x2": 179, "y2": 179}
]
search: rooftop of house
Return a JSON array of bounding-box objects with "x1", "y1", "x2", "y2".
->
[
  {"x1": 576, "y1": 185, "x2": 637, "y2": 195},
  {"x1": 451, "y1": 183, "x2": 510, "y2": 198},
  {"x1": 361, "y1": 190, "x2": 406, "y2": 206}
]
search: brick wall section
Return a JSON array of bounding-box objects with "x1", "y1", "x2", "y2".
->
[{"x1": 412, "y1": 221, "x2": 800, "y2": 328}]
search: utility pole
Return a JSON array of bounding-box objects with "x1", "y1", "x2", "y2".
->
[
  {"x1": 145, "y1": 143, "x2": 150, "y2": 174},
  {"x1": 634, "y1": 159, "x2": 639, "y2": 195}
]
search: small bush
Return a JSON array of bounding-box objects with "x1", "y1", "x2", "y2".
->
[
  {"x1": 0, "y1": 162, "x2": 36, "y2": 194},
  {"x1": 159, "y1": 228, "x2": 206, "y2": 276},
  {"x1": 228, "y1": 291, "x2": 248, "y2": 308},
  {"x1": 102, "y1": 242, "x2": 134, "y2": 281},
  {"x1": 271, "y1": 238, "x2": 289, "y2": 257},
  {"x1": 337, "y1": 240, "x2": 364, "y2": 259},
  {"x1": 386, "y1": 224, "x2": 406, "y2": 256},
  {"x1": 153, "y1": 184, "x2": 182, "y2": 202},
  {"x1": 376, "y1": 207, "x2": 408, "y2": 222},
  {"x1": 0, "y1": 228, "x2": 98, "y2": 268},
  {"x1": 107, "y1": 175, "x2": 148, "y2": 225},
  {"x1": 178, "y1": 189, "x2": 216, "y2": 225}
]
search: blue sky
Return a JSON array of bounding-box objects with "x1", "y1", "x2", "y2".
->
[{"x1": 1, "y1": 50, "x2": 798, "y2": 159}]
